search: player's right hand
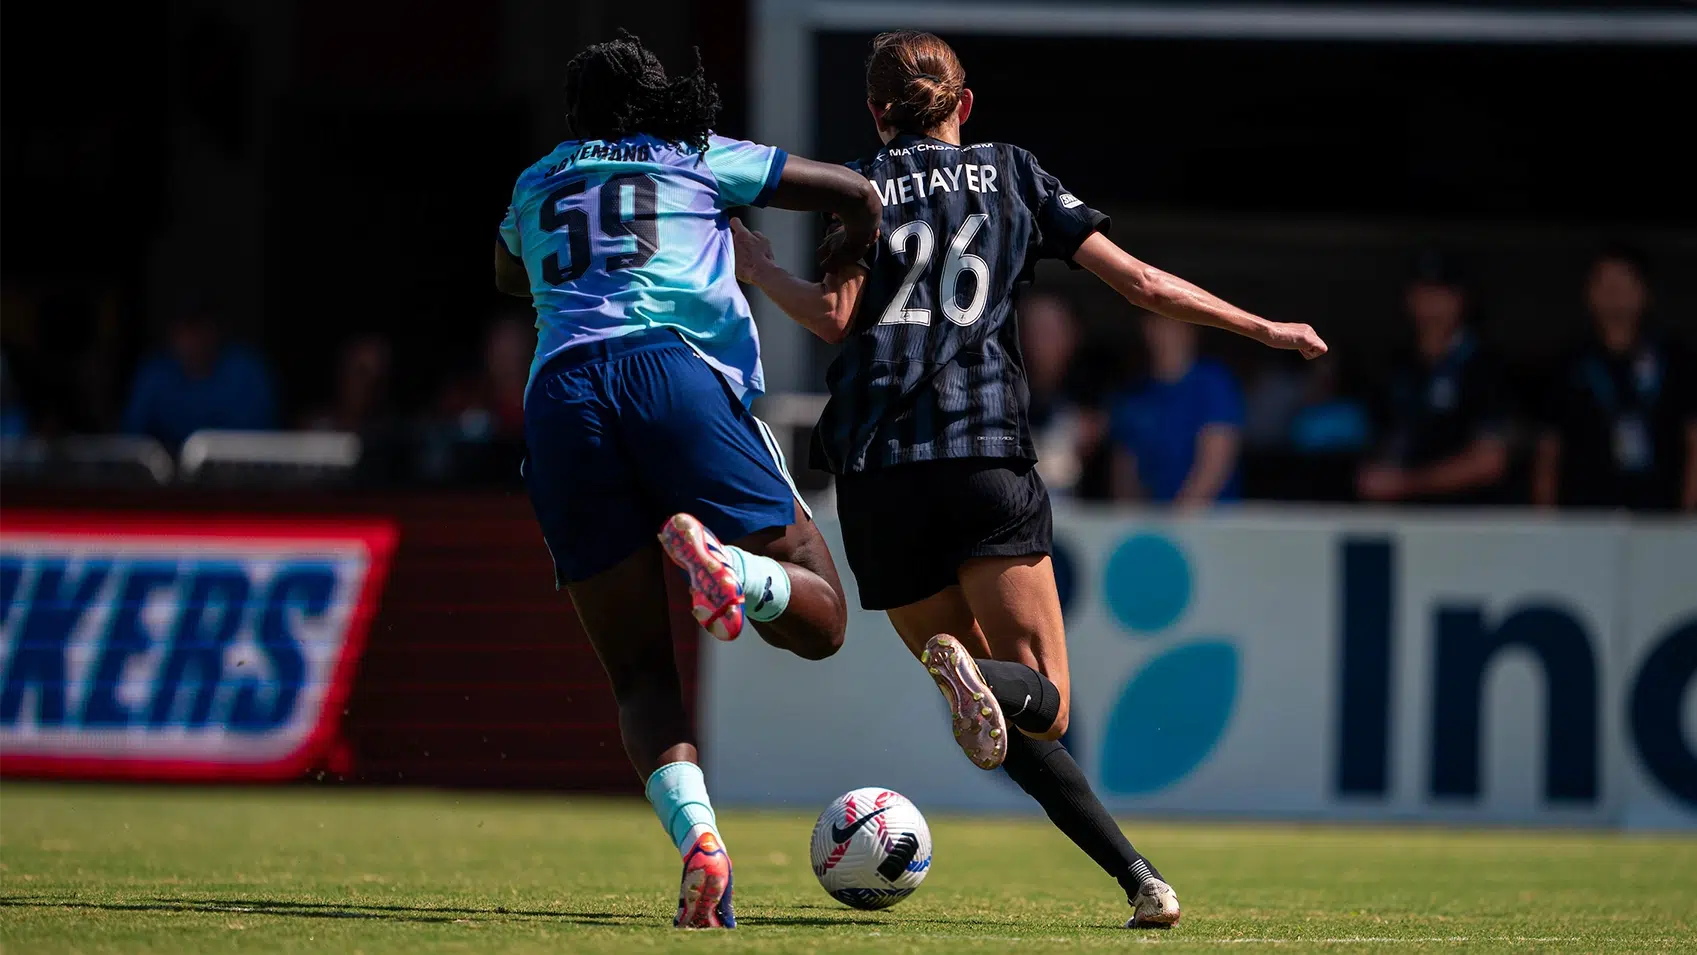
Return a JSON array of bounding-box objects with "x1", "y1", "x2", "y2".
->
[
  {"x1": 1266, "y1": 322, "x2": 1328, "y2": 359},
  {"x1": 730, "y1": 217, "x2": 775, "y2": 285}
]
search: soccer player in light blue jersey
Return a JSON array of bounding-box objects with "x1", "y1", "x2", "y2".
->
[{"x1": 492, "y1": 33, "x2": 880, "y2": 929}]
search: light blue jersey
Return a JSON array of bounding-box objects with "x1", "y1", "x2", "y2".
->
[{"x1": 498, "y1": 134, "x2": 787, "y2": 404}]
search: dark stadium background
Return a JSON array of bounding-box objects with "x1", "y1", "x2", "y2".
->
[{"x1": 6, "y1": 2, "x2": 1692, "y2": 436}]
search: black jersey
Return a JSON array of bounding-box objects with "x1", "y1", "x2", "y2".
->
[{"x1": 810, "y1": 134, "x2": 1108, "y2": 474}]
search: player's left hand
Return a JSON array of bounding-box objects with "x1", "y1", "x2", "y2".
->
[
  {"x1": 1266, "y1": 322, "x2": 1328, "y2": 359},
  {"x1": 730, "y1": 217, "x2": 775, "y2": 285}
]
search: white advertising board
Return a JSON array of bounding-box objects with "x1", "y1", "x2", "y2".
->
[{"x1": 702, "y1": 509, "x2": 1695, "y2": 828}]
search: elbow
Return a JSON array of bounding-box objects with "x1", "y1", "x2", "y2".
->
[
  {"x1": 1114, "y1": 263, "x2": 1160, "y2": 309},
  {"x1": 849, "y1": 178, "x2": 882, "y2": 227},
  {"x1": 818, "y1": 281, "x2": 862, "y2": 344},
  {"x1": 817, "y1": 305, "x2": 853, "y2": 344}
]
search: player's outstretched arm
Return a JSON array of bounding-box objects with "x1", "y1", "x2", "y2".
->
[
  {"x1": 765, "y1": 156, "x2": 882, "y2": 272},
  {"x1": 732, "y1": 218, "x2": 866, "y2": 344},
  {"x1": 1072, "y1": 233, "x2": 1327, "y2": 359}
]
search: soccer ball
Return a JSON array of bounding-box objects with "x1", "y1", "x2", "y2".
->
[{"x1": 810, "y1": 787, "x2": 932, "y2": 910}]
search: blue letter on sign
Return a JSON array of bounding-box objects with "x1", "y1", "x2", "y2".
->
[
  {"x1": 1430, "y1": 605, "x2": 1598, "y2": 803},
  {"x1": 82, "y1": 562, "x2": 178, "y2": 727},
  {"x1": 227, "y1": 563, "x2": 332, "y2": 732},
  {"x1": 148, "y1": 563, "x2": 251, "y2": 728},
  {"x1": 1335, "y1": 538, "x2": 1395, "y2": 797},
  {"x1": 1, "y1": 559, "x2": 112, "y2": 726}
]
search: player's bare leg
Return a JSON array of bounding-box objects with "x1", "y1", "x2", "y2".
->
[
  {"x1": 568, "y1": 545, "x2": 735, "y2": 929},
  {"x1": 886, "y1": 555, "x2": 1180, "y2": 929},
  {"x1": 957, "y1": 555, "x2": 1072, "y2": 740},
  {"x1": 660, "y1": 501, "x2": 847, "y2": 660},
  {"x1": 568, "y1": 546, "x2": 694, "y2": 777},
  {"x1": 885, "y1": 587, "x2": 1008, "y2": 769}
]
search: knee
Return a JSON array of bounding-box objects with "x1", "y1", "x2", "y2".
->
[{"x1": 789, "y1": 623, "x2": 845, "y2": 661}]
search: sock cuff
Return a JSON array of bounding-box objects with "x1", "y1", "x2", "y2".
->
[
  {"x1": 1129, "y1": 857, "x2": 1160, "y2": 886},
  {"x1": 644, "y1": 760, "x2": 702, "y2": 800},
  {"x1": 645, "y1": 760, "x2": 719, "y2": 852},
  {"x1": 729, "y1": 546, "x2": 791, "y2": 623},
  {"x1": 976, "y1": 658, "x2": 1063, "y2": 736}
]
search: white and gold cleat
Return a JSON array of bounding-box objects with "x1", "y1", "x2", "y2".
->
[
  {"x1": 921, "y1": 634, "x2": 1007, "y2": 770},
  {"x1": 1125, "y1": 877, "x2": 1181, "y2": 929}
]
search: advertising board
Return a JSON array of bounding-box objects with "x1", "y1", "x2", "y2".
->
[
  {"x1": 1, "y1": 512, "x2": 397, "y2": 780},
  {"x1": 703, "y1": 510, "x2": 1696, "y2": 828}
]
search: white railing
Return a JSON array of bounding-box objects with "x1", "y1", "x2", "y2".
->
[
  {"x1": 178, "y1": 430, "x2": 361, "y2": 482},
  {"x1": 0, "y1": 435, "x2": 176, "y2": 485}
]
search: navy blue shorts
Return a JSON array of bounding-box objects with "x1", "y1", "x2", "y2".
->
[{"x1": 523, "y1": 329, "x2": 804, "y2": 585}]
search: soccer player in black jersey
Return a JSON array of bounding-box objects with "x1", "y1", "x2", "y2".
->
[{"x1": 735, "y1": 31, "x2": 1326, "y2": 928}]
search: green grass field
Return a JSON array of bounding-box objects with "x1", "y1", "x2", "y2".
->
[{"x1": 2, "y1": 784, "x2": 1693, "y2": 954}]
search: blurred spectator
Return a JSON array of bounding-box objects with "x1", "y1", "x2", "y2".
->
[
  {"x1": 121, "y1": 306, "x2": 277, "y2": 450},
  {"x1": 303, "y1": 334, "x2": 395, "y2": 434},
  {"x1": 1289, "y1": 359, "x2": 1371, "y2": 453},
  {"x1": 1241, "y1": 352, "x2": 1309, "y2": 449},
  {"x1": 1533, "y1": 247, "x2": 1697, "y2": 512},
  {"x1": 1357, "y1": 253, "x2": 1510, "y2": 504},
  {"x1": 1019, "y1": 292, "x2": 1092, "y2": 493},
  {"x1": 0, "y1": 350, "x2": 27, "y2": 437},
  {"x1": 1108, "y1": 314, "x2": 1244, "y2": 509},
  {"x1": 437, "y1": 316, "x2": 533, "y2": 440}
]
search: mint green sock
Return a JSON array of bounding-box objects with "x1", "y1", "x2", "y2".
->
[
  {"x1": 645, "y1": 761, "x2": 722, "y2": 857},
  {"x1": 724, "y1": 545, "x2": 791, "y2": 623}
]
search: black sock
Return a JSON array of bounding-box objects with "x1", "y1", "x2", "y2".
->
[
  {"x1": 1001, "y1": 733, "x2": 1163, "y2": 897},
  {"x1": 974, "y1": 659, "x2": 1061, "y2": 736}
]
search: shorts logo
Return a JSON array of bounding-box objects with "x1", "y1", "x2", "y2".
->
[
  {"x1": 1097, "y1": 533, "x2": 1238, "y2": 794},
  {"x1": 0, "y1": 513, "x2": 397, "y2": 781}
]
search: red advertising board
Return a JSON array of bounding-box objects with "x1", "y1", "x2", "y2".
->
[
  {"x1": 0, "y1": 512, "x2": 397, "y2": 781},
  {"x1": 0, "y1": 490, "x2": 700, "y2": 793}
]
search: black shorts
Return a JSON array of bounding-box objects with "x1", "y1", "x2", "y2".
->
[{"x1": 834, "y1": 457, "x2": 1053, "y2": 611}]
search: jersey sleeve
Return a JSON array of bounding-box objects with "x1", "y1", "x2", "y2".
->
[
  {"x1": 497, "y1": 204, "x2": 523, "y2": 261},
  {"x1": 703, "y1": 135, "x2": 788, "y2": 210},
  {"x1": 1015, "y1": 147, "x2": 1110, "y2": 265}
]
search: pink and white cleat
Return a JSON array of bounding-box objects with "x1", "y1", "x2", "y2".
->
[
  {"x1": 659, "y1": 513, "x2": 745, "y2": 642},
  {"x1": 674, "y1": 831, "x2": 736, "y2": 929},
  {"x1": 921, "y1": 634, "x2": 1008, "y2": 770}
]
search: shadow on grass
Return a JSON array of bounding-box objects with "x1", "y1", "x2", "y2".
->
[
  {"x1": 1, "y1": 896, "x2": 989, "y2": 931},
  {"x1": 737, "y1": 902, "x2": 994, "y2": 928},
  {"x1": 0, "y1": 896, "x2": 647, "y2": 927}
]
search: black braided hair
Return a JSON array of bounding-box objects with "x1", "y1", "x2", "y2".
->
[{"x1": 563, "y1": 30, "x2": 720, "y2": 154}]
